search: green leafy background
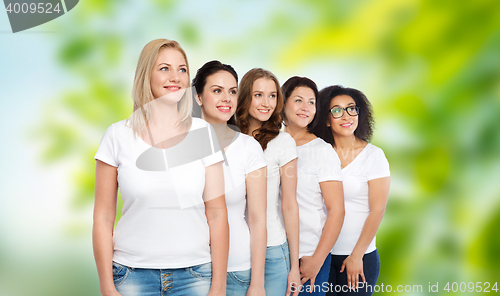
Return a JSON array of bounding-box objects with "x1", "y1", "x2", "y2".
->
[{"x1": 1, "y1": 0, "x2": 499, "y2": 295}]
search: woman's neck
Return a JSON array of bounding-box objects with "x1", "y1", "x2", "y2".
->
[
  {"x1": 285, "y1": 122, "x2": 315, "y2": 146},
  {"x1": 149, "y1": 105, "x2": 180, "y2": 128},
  {"x1": 333, "y1": 134, "x2": 358, "y2": 150}
]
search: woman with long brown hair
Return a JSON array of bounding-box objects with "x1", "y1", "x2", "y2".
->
[{"x1": 236, "y1": 68, "x2": 300, "y2": 296}]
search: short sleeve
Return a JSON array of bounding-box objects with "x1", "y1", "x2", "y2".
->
[
  {"x1": 318, "y1": 145, "x2": 343, "y2": 182},
  {"x1": 278, "y1": 132, "x2": 298, "y2": 167},
  {"x1": 366, "y1": 147, "x2": 390, "y2": 180},
  {"x1": 94, "y1": 124, "x2": 118, "y2": 167},
  {"x1": 201, "y1": 122, "x2": 224, "y2": 167},
  {"x1": 245, "y1": 136, "x2": 267, "y2": 174}
]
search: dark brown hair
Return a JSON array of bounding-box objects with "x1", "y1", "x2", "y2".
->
[
  {"x1": 309, "y1": 85, "x2": 374, "y2": 146},
  {"x1": 236, "y1": 68, "x2": 283, "y2": 150},
  {"x1": 192, "y1": 60, "x2": 238, "y2": 124},
  {"x1": 281, "y1": 76, "x2": 319, "y2": 130}
]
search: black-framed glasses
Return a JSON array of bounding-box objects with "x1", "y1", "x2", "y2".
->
[{"x1": 329, "y1": 106, "x2": 359, "y2": 118}]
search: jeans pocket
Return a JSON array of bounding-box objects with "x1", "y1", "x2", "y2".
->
[
  {"x1": 266, "y1": 244, "x2": 286, "y2": 263},
  {"x1": 188, "y1": 262, "x2": 212, "y2": 281},
  {"x1": 112, "y1": 261, "x2": 130, "y2": 287},
  {"x1": 228, "y1": 269, "x2": 251, "y2": 286}
]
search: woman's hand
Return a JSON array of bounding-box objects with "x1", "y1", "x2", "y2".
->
[
  {"x1": 287, "y1": 265, "x2": 301, "y2": 296},
  {"x1": 246, "y1": 283, "x2": 266, "y2": 296},
  {"x1": 299, "y1": 255, "x2": 322, "y2": 288},
  {"x1": 207, "y1": 288, "x2": 226, "y2": 296},
  {"x1": 340, "y1": 254, "x2": 365, "y2": 290},
  {"x1": 100, "y1": 288, "x2": 122, "y2": 296}
]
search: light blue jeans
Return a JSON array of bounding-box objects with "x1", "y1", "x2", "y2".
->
[
  {"x1": 264, "y1": 241, "x2": 290, "y2": 296},
  {"x1": 226, "y1": 269, "x2": 251, "y2": 295},
  {"x1": 113, "y1": 261, "x2": 212, "y2": 296}
]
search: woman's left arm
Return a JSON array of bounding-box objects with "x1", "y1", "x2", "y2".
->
[
  {"x1": 340, "y1": 176, "x2": 391, "y2": 289},
  {"x1": 245, "y1": 167, "x2": 267, "y2": 296},
  {"x1": 299, "y1": 181, "x2": 344, "y2": 288},
  {"x1": 204, "y1": 161, "x2": 229, "y2": 296}
]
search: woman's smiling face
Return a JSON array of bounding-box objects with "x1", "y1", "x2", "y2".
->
[
  {"x1": 328, "y1": 94, "x2": 358, "y2": 138},
  {"x1": 248, "y1": 77, "x2": 278, "y2": 123},
  {"x1": 284, "y1": 86, "x2": 316, "y2": 129},
  {"x1": 150, "y1": 48, "x2": 189, "y2": 101},
  {"x1": 198, "y1": 70, "x2": 238, "y2": 124}
]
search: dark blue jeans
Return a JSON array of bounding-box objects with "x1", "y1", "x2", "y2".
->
[
  {"x1": 298, "y1": 254, "x2": 332, "y2": 296},
  {"x1": 327, "y1": 249, "x2": 380, "y2": 296}
]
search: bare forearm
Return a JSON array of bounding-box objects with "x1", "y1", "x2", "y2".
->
[
  {"x1": 351, "y1": 210, "x2": 384, "y2": 258},
  {"x1": 207, "y1": 210, "x2": 229, "y2": 291},
  {"x1": 93, "y1": 220, "x2": 116, "y2": 294},
  {"x1": 282, "y1": 202, "x2": 300, "y2": 269},
  {"x1": 248, "y1": 218, "x2": 267, "y2": 286},
  {"x1": 313, "y1": 207, "x2": 344, "y2": 261}
]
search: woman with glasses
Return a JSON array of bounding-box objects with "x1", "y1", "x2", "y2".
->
[
  {"x1": 310, "y1": 85, "x2": 390, "y2": 296},
  {"x1": 281, "y1": 77, "x2": 345, "y2": 296}
]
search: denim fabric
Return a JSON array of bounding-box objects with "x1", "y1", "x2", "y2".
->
[
  {"x1": 264, "y1": 241, "x2": 290, "y2": 296},
  {"x1": 327, "y1": 249, "x2": 380, "y2": 296},
  {"x1": 226, "y1": 269, "x2": 251, "y2": 296},
  {"x1": 298, "y1": 254, "x2": 332, "y2": 296},
  {"x1": 113, "y1": 261, "x2": 212, "y2": 296}
]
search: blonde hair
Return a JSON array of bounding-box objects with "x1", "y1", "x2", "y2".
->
[{"x1": 129, "y1": 39, "x2": 192, "y2": 136}]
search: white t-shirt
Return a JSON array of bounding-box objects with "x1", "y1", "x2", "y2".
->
[
  {"x1": 264, "y1": 132, "x2": 298, "y2": 246},
  {"x1": 296, "y1": 138, "x2": 343, "y2": 258},
  {"x1": 223, "y1": 133, "x2": 267, "y2": 272},
  {"x1": 331, "y1": 143, "x2": 390, "y2": 255},
  {"x1": 94, "y1": 118, "x2": 223, "y2": 269}
]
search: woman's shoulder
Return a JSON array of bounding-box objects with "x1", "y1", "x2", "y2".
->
[
  {"x1": 273, "y1": 131, "x2": 297, "y2": 145},
  {"x1": 357, "y1": 143, "x2": 389, "y2": 169},
  {"x1": 190, "y1": 117, "x2": 210, "y2": 129},
  {"x1": 364, "y1": 143, "x2": 386, "y2": 156},
  {"x1": 103, "y1": 119, "x2": 132, "y2": 136}
]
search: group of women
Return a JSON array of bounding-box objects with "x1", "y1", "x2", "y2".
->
[{"x1": 93, "y1": 39, "x2": 391, "y2": 296}]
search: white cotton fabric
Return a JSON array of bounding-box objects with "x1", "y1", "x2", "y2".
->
[
  {"x1": 263, "y1": 132, "x2": 298, "y2": 246},
  {"x1": 296, "y1": 138, "x2": 343, "y2": 258},
  {"x1": 94, "y1": 118, "x2": 223, "y2": 269},
  {"x1": 331, "y1": 143, "x2": 390, "y2": 255},
  {"x1": 223, "y1": 133, "x2": 267, "y2": 272}
]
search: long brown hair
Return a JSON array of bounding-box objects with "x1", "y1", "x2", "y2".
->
[{"x1": 236, "y1": 68, "x2": 283, "y2": 150}]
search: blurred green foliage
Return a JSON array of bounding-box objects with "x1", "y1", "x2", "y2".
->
[{"x1": 30, "y1": 0, "x2": 500, "y2": 294}]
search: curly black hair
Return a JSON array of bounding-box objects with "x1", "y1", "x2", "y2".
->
[{"x1": 309, "y1": 85, "x2": 374, "y2": 146}]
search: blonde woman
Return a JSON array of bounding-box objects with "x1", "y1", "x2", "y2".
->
[
  {"x1": 93, "y1": 39, "x2": 229, "y2": 296},
  {"x1": 236, "y1": 68, "x2": 301, "y2": 296}
]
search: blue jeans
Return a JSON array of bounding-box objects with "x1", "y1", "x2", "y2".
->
[
  {"x1": 113, "y1": 261, "x2": 212, "y2": 296},
  {"x1": 299, "y1": 254, "x2": 331, "y2": 296},
  {"x1": 226, "y1": 269, "x2": 251, "y2": 296},
  {"x1": 327, "y1": 249, "x2": 380, "y2": 295},
  {"x1": 264, "y1": 241, "x2": 290, "y2": 296}
]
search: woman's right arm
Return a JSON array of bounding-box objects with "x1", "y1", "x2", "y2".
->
[
  {"x1": 246, "y1": 167, "x2": 267, "y2": 296},
  {"x1": 279, "y1": 158, "x2": 301, "y2": 296},
  {"x1": 93, "y1": 160, "x2": 121, "y2": 296}
]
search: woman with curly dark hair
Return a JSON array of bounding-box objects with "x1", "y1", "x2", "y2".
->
[
  {"x1": 236, "y1": 68, "x2": 301, "y2": 296},
  {"x1": 310, "y1": 85, "x2": 391, "y2": 296}
]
